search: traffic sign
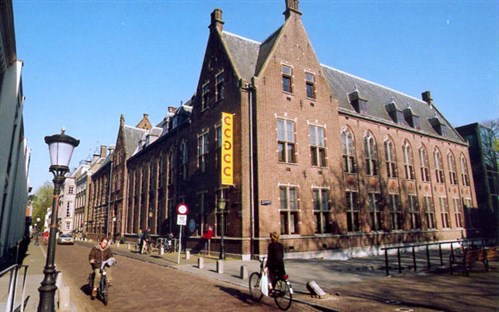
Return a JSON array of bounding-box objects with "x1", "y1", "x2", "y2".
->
[
  {"x1": 177, "y1": 204, "x2": 188, "y2": 215},
  {"x1": 177, "y1": 215, "x2": 187, "y2": 226}
]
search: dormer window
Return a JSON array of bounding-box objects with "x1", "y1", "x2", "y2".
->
[
  {"x1": 215, "y1": 71, "x2": 224, "y2": 101},
  {"x1": 404, "y1": 107, "x2": 420, "y2": 129},
  {"x1": 202, "y1": 82, "x2": 210, "y2": 110},
  {"x1": 282, "y1": 65, "x2": 293, "y2": 93},
  {"x1": 429, "y1": 117, "x2": 447, "y2": 136},
  {"x1": 385, "y1": 101, "x2": 404, "y2": 125},
  {"x1": 348, "y1": 89, "x2": 368, "y2": 115},
  {"x1": 305, "y1": 72, "x2": 316, "y2": 99}
]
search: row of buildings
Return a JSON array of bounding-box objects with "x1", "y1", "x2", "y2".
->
[
  {"x1": 58, "y1": 1, "x2": 496, "y2": 260},
  {"x1": 0, "y1": 0, "x2": 31, "y2": 270}
]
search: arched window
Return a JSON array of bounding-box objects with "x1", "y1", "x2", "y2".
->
[
  {"x1": 402, "y1": 141, "x2": 415, "y2": 180},
  {"x1": 364, "y1": 132, "x2": 378, "y2": 176},
  {"x1": 460, "y1": 154, "x2": 470, "y2": 186},
  {"x1": 180, "y1": 139, "x2": 188, "y2": 181},
  {"x1": 419, "y1": 147, "x2": 430, "y2": 182},
  {"x1": 384, "y1": 139, "x2": 397, "y2": 178},
  {"x1": 434, "y1": 148, "x2": 445, "y2": 184},
  {"x1": 341, "y1": 128, "x2": 356, "y2": 173},
  {"x1": 167, "y1": 150, "x2": 174, "y2": 185},
  {"x1": 447, "y1": 153, "x2": 458, "y2": 185},
  {"x1": 158, "y1": 154, "x2": 164, "y2": 188}
]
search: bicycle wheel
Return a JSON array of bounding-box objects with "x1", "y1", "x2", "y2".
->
[
  {"x1": 248, "y1": 272, "x2": 263, "y2": 301},
  {"x1": 101, "y1": 277, "x2": 108, "y2": 306},
  {"x1": 273, "y1": 278, "x2": 292, "y2": 311}
]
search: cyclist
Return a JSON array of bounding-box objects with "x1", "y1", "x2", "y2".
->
[
  {"x1": 266, "y1": 231, "x2": 285, "y2": 290},
  {"x1": 89, "y1": 237, "x2": 114, "y2": 298}
]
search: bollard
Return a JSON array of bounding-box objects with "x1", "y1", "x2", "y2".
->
[
  {"x1": 160, "y1": 246, "x2": 164, "y2": 255},
  {"x1": 186, "y1": 249, "x2": 191, "y2": 260},
  {"x1": 240, "y1": 265, "x2": 248, "y2": 280},
  {"x1": 198, "y1": 257, "x2": 204, "y2": 269},
  {"x1": 306, "y1": 280, "x2": 327, "y2": 299},
  {"x1": 127, "y1": 243, "x2": 131, "y2": 250},
  {"x1": 58, "y1": 286, "x2": 71, "y2": 311},
  {"x1": 117, "y1": 242, "x2": 120, "y2": 248},
  {"x1": 217, "y1": 260, "x2": 224, "y2": 274}
]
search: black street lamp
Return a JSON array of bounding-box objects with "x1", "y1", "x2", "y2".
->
[
  {"x1": 218, "y1": 197, "x2": 227, "y2": 260},
  {"x1": 38, "y1": 129, "x2": 79, "y2": 312}
]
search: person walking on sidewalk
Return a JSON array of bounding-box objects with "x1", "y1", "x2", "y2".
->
[
  {"x1": 266, "y1": 231, "x2": 286, "y2": 288},
  {"x1": 89, "y1": 237, "x2": 114, "y2": 298}
]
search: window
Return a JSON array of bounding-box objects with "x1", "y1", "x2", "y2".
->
[
  {"x1": 201, "y1": 82, "x2": 210, "y2": 110},
  {"x1": 197, "y1": 132, "x2": 209, "y2": 172},
  {"x1": 439, "y1": 197, "x2": 450, "y2": 228},
  {"x1": 389, "y1": 194, "x2": 402, "y2": 230},
  {"x1": 215, "y1": 71, "x2": 224, "y2": 101},
  {"x1": 453, "y1": 198, "x2": 463, "y2": 228},
  {"x1": 460, "y1": 155, "x2": 470, "y2": 186},
  {"x1": 282, "y1": 65, "x2": 293, "y2": 93},
  {"x1": 305, "y1": 72, "x2": 316, "y2": 99},
  {"x1": 68, "y1": 186, "x2": 74, "y2": 195},
  {"x1": 180, "y1": 140, "x2": 188, "y2": 181},
  {"x1": 368, "y1": 192, "x2": 381, "y2": 231},
  {"x1": 346, "y1": 191, "x2": 359, "y2": 232},
  {"x1": 66, "y1": 204, "x2": 71, "y2": 218},
  {"x1": 423, "y1": 196, "x2": 435, "y2": 229},
  {"x1": 434, "y1": 149, "x2": 445, "y2": 184},
  {"x1": 341, "y1": 128, "x2": 356, "y2": 173},
  {"x1": 279, "y1": 186, "x2": 299, "y2": 234},
  {"x1": 216, "y1": 125, "x2": 222, "y2": 148},
  {"x1": 429, "y1": 117, "x2": 447, "y2": 136},
  {"x1": 310, "y1": 125, "x2": 326, "y2": 167},
  {"x1": 349, "y1": 90, "x2": 368, "y2": 114},
  {"x1": 402, "y1": 141, "x2": 415, "y2": 180},
  {"x1": 167, "y1": 151, "x2": 174, "y2": 185},
  {"x1": 408, "y1": 195, "x2": 420, "y2": 229},
  {"x1": 404, "y1": 108, "x2": 420, "y2": 129},
  {"x1": 447, "y1": 153, "x2": 458, "y2": 185},
  {"x1": 277, "y1": 118, "x2": 296, "y2": 163},
  {"x1": 158, "y1": 154, "x2": 164, "y2": 188},
  {"x1": 462, "y1": 197, "x2": 474, "y2": 227},
  {"x1": 384, "y1": 140, "x2": 397, "y2": 178},
  {"x1": 313, "y1": 188, "x2": 330, "y2": 234},
  {"x1": 364, "y1": 132, "x2": 378, "y2": 176},
  {"x1": 419, "y1": 147, "x2": 430, "y2": 182}
]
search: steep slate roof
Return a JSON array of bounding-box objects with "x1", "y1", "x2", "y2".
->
[
  {"x1": 221, "y1": 26, "x2": 464, "y2": 143},
  {"x1": 123, "y1": 125, "x2": 148, "y2": 160}
]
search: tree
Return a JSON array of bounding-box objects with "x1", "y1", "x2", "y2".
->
[
  {"x1": 481, "y1": 119, "x2": 499, "y2": 168},
  {"x1": 31, "y1": 181, "x2": 54, "y2": 232}
]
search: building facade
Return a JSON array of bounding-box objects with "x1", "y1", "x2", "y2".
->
[{"x1": 82, "y1": 1, "x2": 477, "y2": 260}]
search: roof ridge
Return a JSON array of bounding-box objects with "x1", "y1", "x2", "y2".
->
[{"x1": 222, "y1": 31, "x2": 261, "y2": 45}]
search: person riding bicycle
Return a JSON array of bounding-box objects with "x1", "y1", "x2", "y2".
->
[
  {"x1": 266, "y1": 231, "x2": 285, "y2": 289},
  {"x1": 89, "y1": 237, "x2": 114, "y2": 298}
]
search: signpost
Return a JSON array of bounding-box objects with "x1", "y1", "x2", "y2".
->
[{"x1": 176, "y1": 204, "x2": 188, "y2": 264}]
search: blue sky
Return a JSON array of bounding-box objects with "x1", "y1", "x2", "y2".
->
[{"x1": 13, "y1": 0, "x2": 498, "y2": 192}]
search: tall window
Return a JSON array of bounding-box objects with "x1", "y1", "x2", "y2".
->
[
  {"x1": 346, "y1": 191, "x2": 359, "y2": 232},
  {"x1": 368, "y1": 192, "x2": 381, "y2": 231},
  {"x1": 402, "y1": 141, "x2": 415, "y2": 180},
  {"x1": 460, "y1": 155, "x2": 470, "y2": 186},
  {"x1": 201, "y1": 82, "x2": 210, "y2": 110},
  {"x1": 279, "y1": 186, "x2": 299, "y2": 234},
  {"x1": 305, "y1": 72, "x2": 316, "y2": 99},
  {"x1": 277, "y1": 118, "x2": 296, "y2": 163},
  {"x1": 364, "y1": 132, "x2": 378, "y2": 176},
  {"x1": 313, "y1": 188, "x2": 330, "y2": 234},
  {"x1": 453, "y1": 197, "x2": 463, "y2": 228},
  {"x1": 215, "y1": 71, "x2": 224, "y2": 101},
  {"x1": 180, "y1": 140, "x2": 188, "y2": 181},
  {"x1": 419, "y1": 147, "x2": 431, "y2": 182},
  {"x1": 197, "y1": 132, "x2": 209, "y2": 172},
  {"x1": 462, "y1": 197, "x2": 473, "y2": 227},
  {"x1": 423, "y1": 196, "x2": 435, "y2": 229},
  {"x1": 408, "y1": 195, "x2": 420, "y2": 229},
  {"x1": 310, "y1": 125, "x2": 326, "y2": 167},
  {"x1": 389, "y1": 194, "x2": 402, "y2": 230},
  {"x1": 158, "y1": 154, "x2": 164, "y2": 188},
  {"x1": 434, "y1": 149, "x2": 445, "y2": 184},
  {"x1": 282, "y1": 65, "x2": 293, "y2": 93},
  {"x1": 341, "y1": 128, "x2": 356, "y2": 173},
  {"x1": 448, "y1": 153, "x2": 458, "y2": 185},
  {"x1": 385, "y1": 140, "x2": 397, "y2": 178},
  {"x1": 167, "y1": 150, "x2": 174, "y2": 185},
  {"x1": 439, "y1": 197, "x2": 450, "y2": 228}
]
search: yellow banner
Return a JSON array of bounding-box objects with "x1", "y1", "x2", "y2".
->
[{"x1": 221, "y1": 112, "x2": 233, "y2": 186}]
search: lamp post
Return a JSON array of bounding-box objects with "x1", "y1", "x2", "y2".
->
[
  {"x1": 38, "y1": 129, "x2": 79, "y2": 312},
  {"x1": 218, "y1": 197, "x2": 227, "y2": 260}
]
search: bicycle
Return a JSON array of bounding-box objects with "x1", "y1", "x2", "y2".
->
[
  {"x1": 249, "y1": 258, "x2": 293, "y2": 311},
  {"x1": 88, "y1": 257, "x2": 116, "y2": 306}
]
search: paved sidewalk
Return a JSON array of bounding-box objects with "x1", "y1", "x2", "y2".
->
[{"x1": 8, "y1": 240, "x2": 499, "y2": 311}]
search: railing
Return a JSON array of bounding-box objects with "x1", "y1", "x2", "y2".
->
[
  {"x1": 381, "y1": 238, "x2": 491, "y2": 276},
  {"x1": 0, "y1": 264, "x2": 29, "y2": 312}
]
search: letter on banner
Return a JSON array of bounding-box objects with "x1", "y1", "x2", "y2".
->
[{"x1": 221, "y1": 112, "x2": 233, "y2": 185}]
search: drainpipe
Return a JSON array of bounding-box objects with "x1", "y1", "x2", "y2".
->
[{"x1": 244, "y1": 81, "x2": 256, "y2": 258}]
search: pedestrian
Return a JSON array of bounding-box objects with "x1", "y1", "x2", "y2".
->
[
  {"x1": 202, "y1": 225, "x2": 213, "y2": 255},
  {"x1": 140, "y1": 228, "x2": 151, "y2": 254},
  {"x1": 137, "y1": 229, "x2": 143, "y2": 252},
  {"x1": 88, "y1": 237, "x2": 114, "y2": 299},
  {"x1": 33, "y1": 228, "x2": 39, "y2": 246},
  {"x1": 265, "y1": 231, "x2": 285, "y2": 289}
]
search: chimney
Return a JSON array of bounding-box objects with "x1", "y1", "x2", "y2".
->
[
  {"x1": 284, "y1": 0, "x2": 301, "y2": 20},
  {"x1": 209, "y1": 8, "x2": 224, "y2": 33},
  {"x1": 100, "y1": 145, "x2": 107, "y2": 158},
  {"x1": 421, "y1": 91, "x2": 433, "y2": 106}
]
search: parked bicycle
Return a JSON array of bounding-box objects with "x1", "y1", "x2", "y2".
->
[
  {"x1": 88, "y1": 257, "x2": 116, "y2": 305},
  {"x1": 155, "y1": 237, "x2": 174, "y2": 253},
  {"x1": 249, "y1": 258, "x2": 293, "y2": 310}
]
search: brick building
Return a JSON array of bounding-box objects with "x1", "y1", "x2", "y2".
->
[{"x1": 84, "y1": 1, "x2": 477, "y2": 260}]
